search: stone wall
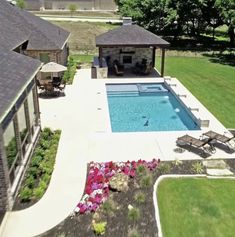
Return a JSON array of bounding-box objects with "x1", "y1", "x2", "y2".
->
[{"x1": 102, "y1": 47, "x2": 153, "y2": 68}]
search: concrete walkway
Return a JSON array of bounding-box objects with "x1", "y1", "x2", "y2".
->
[{"x1": 0, "y1": 72, "x2": 89, "y2": 237}]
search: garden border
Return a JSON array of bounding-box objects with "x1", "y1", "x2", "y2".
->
[{"x1": 153, "y1": 174, "x2": 235, "y2": 237}]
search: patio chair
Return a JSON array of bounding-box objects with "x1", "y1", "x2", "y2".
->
[
  {"x1": 52, "y1": 77, "x2": 62, "y2": 88},
  {"x1": 113, "y1": 60, "x2": 124, "y2": 76},
  {"x1": 141, "y1": 62, "x2": 153, "y2": 75},
  {"x1": 176, "y1": 134, "x2": 216, "y2": 155},
  {"x1": 36, "y1": 79, "x2": 45, "y2": 92},
  {"x1": 202, "y1": 130, "x2": 235, "y2": 150}
]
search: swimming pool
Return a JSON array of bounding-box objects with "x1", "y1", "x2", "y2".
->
[{"x1": 106, "y1": 83, "x2": 200, "y2": 132}]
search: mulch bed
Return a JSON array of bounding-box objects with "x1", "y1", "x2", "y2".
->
[{"x1": 39, "y1": 160, "x2": 205, "y2": 237}]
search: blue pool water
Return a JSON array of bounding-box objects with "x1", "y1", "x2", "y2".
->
[{"x1": 106, "y1": 83, "x2": 200, "y2": 132}]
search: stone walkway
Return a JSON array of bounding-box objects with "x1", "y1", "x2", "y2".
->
[{"x1": 203, "y1": 160, "x2": 234, "y2": 176}]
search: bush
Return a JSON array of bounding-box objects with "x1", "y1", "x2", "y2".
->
[
  {"x1": 136, "y1": 165, "x2": 147, "y2": 176},
  {"x1": 102, "y1": 199, "x2": 116, "y2": 214},
  {"x1": 191, "y1": 162, "x2": 204, "y2": 174},
  {"x1": 92, "y1": 221, "x2": 107, "y2": 236},
  {"x1": 20, "y1": 187, "x2": 33, "y2": 202},
  {"x1": 140, "y1": 174, "x2": 153, "y2": 188},
  {"x1": 25, "y1": 175, "x2": 35, "y2": 189},
  {"x1": 19, "y1": 128, "x2": 61, "y2": 203},
  {"x1": 128, "y1": 207, "x2": 140, "y2": 222},
  {"x1": 63, "y1": 56, "x2": 77, "y2": 84},
  {"x1": 134, "y1": 192, "x2": 146, "y2": 204},
  {"x1": 128, "y1": 228, "x2": 140, "y2": 237},
  {"x1": 33, "y1": 186, "x2": 45, "y2": 199},
  {"x1": 158, "y1": 162, "x2": 171, "y2": 174}
]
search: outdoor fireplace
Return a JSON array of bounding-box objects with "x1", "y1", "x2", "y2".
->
[{"x1": 123, "y1": 55, "x2": 132, "y2": 64}]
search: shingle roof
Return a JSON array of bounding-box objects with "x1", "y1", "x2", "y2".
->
[
  {"x1": 96, "y1": 24, "x2": 170, "y2": 47},
  {"x1": 0, "y1": 49, "x2": 41, "y2": 122},
  {"x1": 0, "y1": 0, "x2": 70, "y2": 50}
]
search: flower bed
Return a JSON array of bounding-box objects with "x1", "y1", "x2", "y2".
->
[{"x1": 75, "y1": 159, "x2": 160, "y2": 215}]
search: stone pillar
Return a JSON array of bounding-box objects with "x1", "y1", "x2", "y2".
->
[{"x1": 0, "y1": 127, "x2": 11, "y2": 212}]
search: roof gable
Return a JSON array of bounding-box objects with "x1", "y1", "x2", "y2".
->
[
  {"x1": 96, "y1": 25, "x2": 170, "y2": 47},
  {"x1": 0, "y1": 0, "x2": 70, "y2": 50},
  {"x1": 0, "y1": 49, "x2": 41, "y2": 122}
]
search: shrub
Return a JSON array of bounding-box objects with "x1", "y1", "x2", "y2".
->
[
  {"x1": 25, "y1": 175, "x2": 35, "y2": 189},
  {"x1": 20, "y1": 187, "x2": 33, "y2": 202},
  {"x1": 191, "y1": 162, "x2": 204, "y2": 174},
  {"x1": 158, "y1": 162, "x2": 171, "y2": 174},
  {"x1": 28, "y1": 166, "x2": 39, "y2": 178},
  {"x1": 33, "y1": 186, "x2": 45, "y2": 199},
  {"x1": 134, "y1": 192, "x2": 146, "y2": 204},
  {"x1": 18, "y1": 128, "x2": 61, "y2": 203},
  {"x1": 140, "y1": 174, "x2": 153, "y2": 188},
  {"x1": 128, "y1": 207, "x2": 140, "y2": 222},
  {"x1": 128, "y1": 228, "x2": 140, "y2": 237},
  {"x1": 136, "y1": 165, "x2": 147, "y2": 176},
  {"x1": 92, "y1": 221, "x2": 107, "y2": 236},
  {"x1": 102, "y1": 199, "x2": 116, "y2": 213}
]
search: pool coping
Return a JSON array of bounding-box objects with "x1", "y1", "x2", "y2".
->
[{"x1": 153, "y1": 174, "x2": 235, "y2": 237}]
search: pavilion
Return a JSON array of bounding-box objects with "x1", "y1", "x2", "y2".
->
[{"x1": 94, "y1": 21, "x2": 170, "y2": 78}]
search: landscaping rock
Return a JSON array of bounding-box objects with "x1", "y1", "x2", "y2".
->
[
  {"x1": 207, "y1": 168, "x2": 234, "y2": 176},
  {"x1": 203, "y1": 160, "x2": 227, "y2": 169},
  {"x1": 109, "y1": 173, "x2": 129, "y2": 192}
]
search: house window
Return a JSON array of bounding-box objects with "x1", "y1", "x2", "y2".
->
[
  {"x1": 123, "y1": 55, "x2": 132, "y2": 64},
  {"x1": 39, "y1": 53, "x2": 50, "y2": 63}
]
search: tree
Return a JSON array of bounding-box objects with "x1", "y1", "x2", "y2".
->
[
  {"x1": 201, "y1": 0, "x2": 223, "y2": 40},
  {"x1": 216, "y1": 0, "x2": 235, "y2": 46},
  {"x1": 16, "y1": 0, "x2": 26, "y2": 9},
  {"x1": 68, "y1": 4, "x2": 78, "y2": 17}
]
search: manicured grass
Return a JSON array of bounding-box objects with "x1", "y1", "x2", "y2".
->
[
  {"x1": 72, "y1": 54, "x2": 94, "y2": 63},
  {"x1": 156, "y1": 56, "x2": 235, "y2": 128},
  {"x1": 158, "y1": 178, "x2": 235, "y2": 237}
]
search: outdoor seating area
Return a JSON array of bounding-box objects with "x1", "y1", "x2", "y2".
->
[
  {"x1": 37, "y1": 77, "x2": 66, "y2": 97},
  {"x1": 177, "y1": 131, "x2": 235, "y2": 156},
  {"x1": 37, "y1": 62, "x2": 67, "y2": 97}
]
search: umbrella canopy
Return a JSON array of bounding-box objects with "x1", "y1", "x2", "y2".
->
[{"x1": 40, "y1": 62, "x2": 67, "y2": 73}]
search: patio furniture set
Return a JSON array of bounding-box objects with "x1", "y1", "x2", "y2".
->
[
  {"x1": 112, "y1": 58, "x2": 153, "y2": 76},
  {"x1": 37, "y1": 77, "x2": 66, "y2": 96},
  {"x1": 177, "y1": 131, "x2": 235, "y2": 156}
]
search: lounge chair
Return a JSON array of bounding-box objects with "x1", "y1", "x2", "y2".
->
[
  {"x1": 176, "y1": 134, "x2": 216, "y2": 155},
  {"x1": 202, "y1": 131, "x2": 235, "y2": 150}
]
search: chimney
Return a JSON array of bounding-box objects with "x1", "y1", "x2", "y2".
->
[{"x1": 122, "y1": 17, "x2": 132, "y2": 26}]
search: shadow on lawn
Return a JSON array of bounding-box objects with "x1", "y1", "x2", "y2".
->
[{"x1": 202, "y1": 52, "x2": 235, "y2": 67}]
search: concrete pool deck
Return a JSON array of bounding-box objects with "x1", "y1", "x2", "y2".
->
[{"x1": 0, "y1": 69, "x2": 234, "y2": 237}]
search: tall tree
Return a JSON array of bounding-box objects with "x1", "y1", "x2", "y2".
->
[
  {"x1": 201, "y1": 0, "x2": 223, "y2": 40},
  {"x1": 216, "y1": 0, "x2": 235, "y2": 45},
  {"x1": 68, "y1": 4, "x2": 78, "y2": 17}
]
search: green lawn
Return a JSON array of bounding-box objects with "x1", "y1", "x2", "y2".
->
[
  {"x1": 156, "y1": 56, "x2": 235, "y2": 128},
  {"x1": 158, "y1": 178, "x2": 235, "y2": 237}
]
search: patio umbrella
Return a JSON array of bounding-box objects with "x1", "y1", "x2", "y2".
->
[{"x1": 40, "y1": 62, "x2": 67, "y2": 73}]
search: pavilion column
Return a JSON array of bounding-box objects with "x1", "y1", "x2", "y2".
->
[
  {"x1": 99, "y1": 47, "x2": 103, "y2": 67},
  {"x1": 152, "y1": 47, "x2": 156, "y2": 68},
  {"x1": 161, "y1": 48, "x2": 165, "y2": 77}
]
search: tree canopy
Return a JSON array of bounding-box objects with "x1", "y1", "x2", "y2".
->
[{"x1": 118, "y1": 0, "x2": 235, "y2": 45}]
